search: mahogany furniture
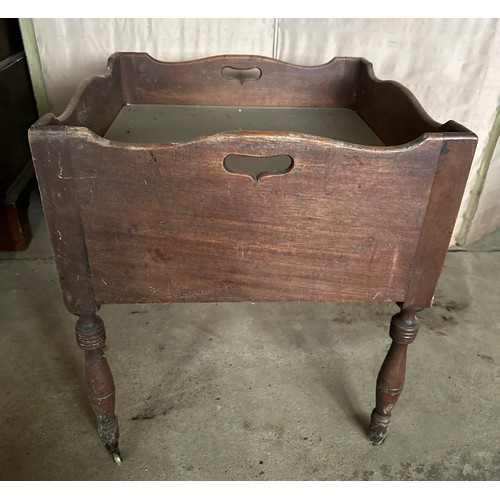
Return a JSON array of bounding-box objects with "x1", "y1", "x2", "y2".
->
[{"x1": 28, "y1": 53, "x2": 477, "y2": 463}]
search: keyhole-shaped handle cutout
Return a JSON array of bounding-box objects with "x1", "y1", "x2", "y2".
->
[
  {"x1": 223, "y1": 154, "x2": 293, "y2": 182},
  {"x1": 221, "y1": 66, "x2": 262, "y2": 84}
]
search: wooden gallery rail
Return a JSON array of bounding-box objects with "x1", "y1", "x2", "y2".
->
[{"x1": 28, "y1": 53, "x2": 477, "y2": 463}]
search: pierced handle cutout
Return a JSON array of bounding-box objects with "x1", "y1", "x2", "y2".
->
[
  {"x1": 221, "y1": 66, "x2": 262, "y2": 84},
  {"x1": 223, "y1": 154, "x2": 293, "y2": 182}
]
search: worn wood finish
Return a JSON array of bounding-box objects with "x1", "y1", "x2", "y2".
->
[
  {"x1": 119, "y1": 53, "x2": 361, "y2": 108},
  {"x1": 76, "y1": 314, "x2": 121, "y2": 462},
  {"x1": 57, "y1": 55, "x2": 123, "y2": 135},
  {"x1": 28, "y1": 53, "x2": 478, "y2": 457},
  {"x1": 357, "y1": 60, "x2": 459, "y2": 146},
  {"x1": 29, "y1": 126, "x2": 97, "y2": 315},
  {"x1": 402, "y1": 136, "x2": 477, "y2": 308},
  {"x1": 369, "y1": 306, "x2": 422, "y2": 445},
  {"x1": 69, "y1": 130, "x2": 443, "y2": 305}
]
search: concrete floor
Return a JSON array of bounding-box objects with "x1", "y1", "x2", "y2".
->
[{"x1": 1, "y1": 193, "x2": 499, "y2": 480}]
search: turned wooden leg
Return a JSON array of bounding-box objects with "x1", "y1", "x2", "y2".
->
[
  {"x1": 369, "y1": 305, "x2": 422, "y2": 445},
  {"x1": 75, "y1": 314, "x2": 122, "y2": 463}
]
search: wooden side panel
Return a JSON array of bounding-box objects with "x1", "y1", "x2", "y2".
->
[
  {"x1": 403, "y1": 134, "x2": 478, "y2": 308},
  {"x1": 357, "y1": 60, "x2": 458, "y2": 146},
  {"x1": 66, "y1": 131, "x2": 443, "y2": 304},
  {"x1": 119, "y1": 53, "x2": 361, "y2": 108},
  {"x1": 55, "y1": 54, "x2": 124, "y2": 135},
  {"x1": 28, "y1": 127, "x2": 97, "y2": 315}
]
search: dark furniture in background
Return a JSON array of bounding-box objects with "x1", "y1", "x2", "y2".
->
[
  {"x1": 0, "y1": 19, "x2": 38, "y2": 251},
  {"x1": 29, "y1": 53, "x2": 477, "y2": 463}
]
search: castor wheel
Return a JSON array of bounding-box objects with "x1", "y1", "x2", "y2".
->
[
  {"x1": 369, "y1": 410, "x2": 390, "y2": 446},
  {"x1": 110, "y1": 448, "x2": 123, "y2": 464}
]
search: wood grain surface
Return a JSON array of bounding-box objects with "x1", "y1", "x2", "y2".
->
[
  {"x1": 29, "y1": 53, "x2": 477, "y2": 311},
  {"x1": 28, "y1": 53, "x2": 478, "y2": 455},
  {"x1": 63, "y1": 130, "x2": 443, "y2": 305},
  {"x1": 119, "y1": 53, "x2": 361, "y2": 108}
]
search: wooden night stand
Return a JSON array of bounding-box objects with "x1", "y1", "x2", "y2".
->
[{"x1": 29, "y1": 53, "x2": 477, "y2": 462}]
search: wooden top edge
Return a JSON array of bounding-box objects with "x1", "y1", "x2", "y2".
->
[
  {"x1": 443, "y1": 120, "x2": 478, "y2": 137},
  {"x1": 29, "y1": 52, "x2": 476, "y2": 141},
  {"x1": 57, "y1": 62, "x2": 118, "y2": 124},
  {"x1": 360, "y1": 59, "x2": 441, "y2": 127},
  {"x1": 30, "y1": 53, "x2": 121, "y2": 128},
  {"x1": 30, "y1": 112, "x2": 58, "y2": 128},
  {"x1": 115, "y1": 51, "x2": 362, "y2": 70},
  {"x1": 30, "y1": 113, "x2": 476, "y2": 150},
  {"x1": 30, "y1": 53, "x2": 361, "y2": 130},
  {"x1": 53, "y1": 126, "x2": 448, "y2": 153},
  {"x1": 360, "y1": 59, "x2": 474, "y2": 135}
]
